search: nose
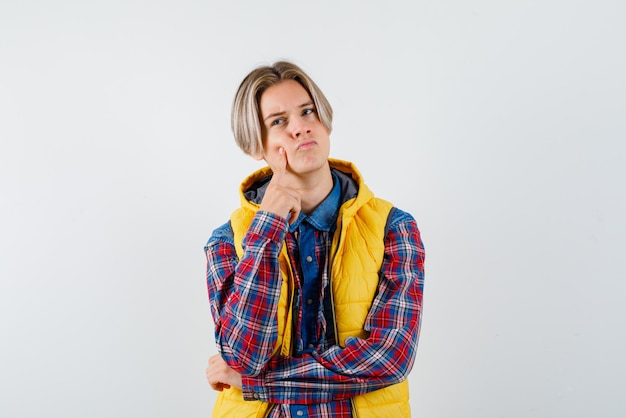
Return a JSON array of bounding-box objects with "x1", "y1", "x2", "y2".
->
[{"x1": 291, "y1": 119, "x2": 311, "y2": 139}]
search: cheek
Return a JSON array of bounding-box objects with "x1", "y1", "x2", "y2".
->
[
  {"x1": 261, "y1": 142, "x2": 281, "y2": 164},
  {"x1": 262, "y1": 131, "x2": 276, "y2": 148},
  {"x1": 263, "y1": 134, "x2": 286, "y2": 154},
  {"x1": 263, "y1": 144, "x2": 280, "y2": 162}
]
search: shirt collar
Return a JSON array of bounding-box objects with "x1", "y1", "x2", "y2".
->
[{"x1": 289, "y1": 172, "x2": 341, "y2": 233}]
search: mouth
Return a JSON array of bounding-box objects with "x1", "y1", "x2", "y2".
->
[{"x1": 297, "y1": 140, "x2": 317, "y2": 150}]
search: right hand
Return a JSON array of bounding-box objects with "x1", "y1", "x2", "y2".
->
[
  {"x1": 259, "y1": 147, "x2": 301, "y2": 224},
  {"x1": 206, "y1": 354, "x2": 242, "y2": 392}
]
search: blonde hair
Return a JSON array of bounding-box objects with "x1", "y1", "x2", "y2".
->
[{"x1": 231, "y1": 61, "x2": 333, "y2": 157}]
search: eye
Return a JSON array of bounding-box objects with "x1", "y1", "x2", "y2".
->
[
  {"x1": 271, "y1": 118, "x2": 284, "y2": 126},
  {"x1": 302, "y1": 108, "x2": 315, "y2": 116}
]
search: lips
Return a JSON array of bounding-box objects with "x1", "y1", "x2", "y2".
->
[{"x1": 297, "y1": 140, "x2": 317, "y2": 150}]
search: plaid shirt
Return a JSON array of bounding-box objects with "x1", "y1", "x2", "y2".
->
[{"x1": 206, "y1": 194, "x2": 425, "y2": 417}]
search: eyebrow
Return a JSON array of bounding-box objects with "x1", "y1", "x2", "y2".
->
[{"x1": 263, "y1": 101, "x2": 314, "y2": 122}]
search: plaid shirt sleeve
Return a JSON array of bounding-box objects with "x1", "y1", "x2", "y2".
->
[
  {"x1": 241, "y1": 210, "x2": 426, "y2": 404},
  {"x1": 205, "y1": 210, "x2": 288, "y2": 376}
]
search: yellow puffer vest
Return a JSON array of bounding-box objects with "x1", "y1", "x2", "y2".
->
[{"x1": 212, "y1": 159, "x2": 410, "y2": 418}]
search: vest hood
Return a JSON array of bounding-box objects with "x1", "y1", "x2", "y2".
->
[{"x1": 237, "y1": 158, "x2": 376, "y2": 217}]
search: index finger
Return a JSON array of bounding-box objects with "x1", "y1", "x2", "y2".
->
[{"x1": 271, "y1": 147, "x2": 288, "y2": 183}]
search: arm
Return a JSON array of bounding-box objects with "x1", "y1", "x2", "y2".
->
[
  {"x1": 241, "y1": 210, "x2": 426, "y2": 404},
  {"x1": 206, "y1": 149, "x2": 301, "y2": 378},
  {"x1": 205, "y1": 211, "x2": 288, "y2": 376}
]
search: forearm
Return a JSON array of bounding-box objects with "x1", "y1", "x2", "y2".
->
[
  {"x1": 206, "y1": 211, "x2": 288, "y2": 376},
  {"x1": 241, "y1": 326, "x2": 419, "y2": 404}
]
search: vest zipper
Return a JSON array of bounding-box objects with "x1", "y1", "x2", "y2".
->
[
  {"x1": 328, "y1": 217, "x2": 342, "y2": 348},
  {"x1": 329, "y1": 218, "x2": 359, "y2": 418},
  {"x1": 288, "y1": 229, "x2": 304, "y2": 355},
  {"x1": 350, "y1": 399, "x2": 359, "y2": 417}
]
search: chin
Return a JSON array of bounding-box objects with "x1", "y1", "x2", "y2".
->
[{"x1": 296, "y1": 156, "x2": 329, "y2": 173}]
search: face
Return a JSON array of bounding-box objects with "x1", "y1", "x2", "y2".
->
[{"x1": 258, "y1": 79, "x2": 330, "y2": 178}]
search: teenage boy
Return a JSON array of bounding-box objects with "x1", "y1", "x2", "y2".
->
[{"x1": 205, "y1": 61, "x2": 425, "y2": 418}]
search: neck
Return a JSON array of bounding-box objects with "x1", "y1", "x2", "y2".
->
[{"x1": 288, "y1": 162, "x2": 334, "y2": 215}]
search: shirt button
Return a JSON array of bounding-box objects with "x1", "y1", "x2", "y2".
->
[
  {"x1": 305, "y1": 255, "x2": 313, "y2": 262},
  {"x1": 308, "y1": 343, "x2": 314, "y2": 349},
  {"x1": 253, "y1": 393, "x2": 259, "y2": 399},
  {"x1": 296, "y1": 411, "x2": 304, "y2": 416},
  {"x1": 307, "y1": 298, "x2": 313, "y2": 305}
]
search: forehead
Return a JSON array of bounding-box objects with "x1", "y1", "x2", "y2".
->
[{"x1": 259, "y1": 80, "x2": 312, "y2": 116}]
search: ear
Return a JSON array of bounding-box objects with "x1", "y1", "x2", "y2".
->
[{"x1": 251, "y1": 152, "x2": 265, "y2": 161}]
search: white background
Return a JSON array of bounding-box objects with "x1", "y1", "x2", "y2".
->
[{"x1": 1, "y1": 1, "x2": 625, "y2": 417}]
